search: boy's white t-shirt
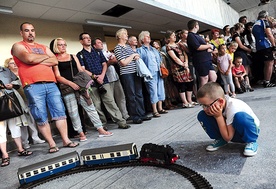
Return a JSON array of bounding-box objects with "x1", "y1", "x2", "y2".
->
[{"x1": 223, "y1": 95, "x2": 260, "y2": 127}]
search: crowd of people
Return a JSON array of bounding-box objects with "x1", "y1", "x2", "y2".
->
[{"x1": 1, "y1": 10, "x2": 275, "y2": 167}]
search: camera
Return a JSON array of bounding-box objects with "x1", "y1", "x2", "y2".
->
[{"x1": 94, "y1": 81, "x2": 107, "y2": 95}]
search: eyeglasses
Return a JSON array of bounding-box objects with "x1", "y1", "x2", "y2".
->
[
  {"x1": 57, "y1": 44, "x2": 67, "y2": 47},
  {"x1": 8, "y1": 62, "x2": 15, "y2": 65},
  {"x1": 200, "y1": 98, "x2": 219, "y2": 109}
]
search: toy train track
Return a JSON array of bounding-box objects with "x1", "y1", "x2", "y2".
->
[{"x1": 19, "y1": 161, "x2": 212, "y2": 189}]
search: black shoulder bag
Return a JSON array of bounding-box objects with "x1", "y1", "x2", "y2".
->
[{"x1": 0, "y1": 80, "x2": 23, "y2": 121}]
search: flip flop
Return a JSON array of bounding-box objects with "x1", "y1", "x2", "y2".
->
[
  {"x1": 99, "y1": 132, "x2": 113, "y2": 138},
  {"x1": 63, "y1": 141, "x2": 79, "y2": 148},
  {"x1": 158, "y1": 109, "x2": 168, "y2": 114},
  {"x1": 49, "y1": 146, "x2": 59, "y2": 154}
]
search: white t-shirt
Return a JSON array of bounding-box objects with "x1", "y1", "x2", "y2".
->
[{"x1": 223, "y1": 95, "x2": 260, "y2": 127}]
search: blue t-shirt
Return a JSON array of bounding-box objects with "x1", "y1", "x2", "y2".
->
[{"x1": 187, "y1": 32, "x2": 212, "y2": 64}]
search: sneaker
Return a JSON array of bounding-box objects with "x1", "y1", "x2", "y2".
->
[
  {"x1": 206, "y1": 139, "x2": 228, "y2": 152},
  {"x1": 243, "y1": 142, "x2": 258, "y2": 157},
  {"x1": 33, "y1": 139, "x2": 46, "y2": 144},
  {"x1": 263, "y1": 82, "x2": 276, "y2": 88},
  {"x1": 23, "y1": 143, "x2": 30, "y2": 149}
]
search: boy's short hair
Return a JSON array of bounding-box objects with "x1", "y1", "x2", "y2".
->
[
  {"x1": 234, "y1": 56, "x2": 243, "y2": 63},
  {"x1": 197, "y1": 82, "x2": 225, "y2": 100}
]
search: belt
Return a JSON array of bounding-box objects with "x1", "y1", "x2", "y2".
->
[{"x1": 34, "y1": 81, "x2": 54, "y2": 84}]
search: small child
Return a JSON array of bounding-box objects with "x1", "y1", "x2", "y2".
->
[
  {"x1": 232, "y1": 56, "x2": 254, "y2": 93},
  {"x1": 197, "y1": 82, "x2": 260, "y2": 157},
  {"x1": 217, "y1": 44, "x2": 236, "y2": 97},
  {"x1": 226, "y1": 41, "x2": 238, "y2": 61}
]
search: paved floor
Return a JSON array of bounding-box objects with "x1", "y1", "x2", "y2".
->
[{"x1": 1, "y1": 85, "x2": 276, "y2": 189}]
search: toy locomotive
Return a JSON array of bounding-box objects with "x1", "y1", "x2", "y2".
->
[{"x1": 17, "y1": 143, "x2": 179, "y2": 186}]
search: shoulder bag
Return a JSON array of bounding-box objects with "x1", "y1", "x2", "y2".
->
[{"x1": 0, "y1": 80, "x2": 23, "y2": 121}]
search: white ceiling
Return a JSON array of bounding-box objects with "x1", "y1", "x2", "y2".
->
[{"x1": 0, "y1": 0, "x2": 267, "y2": 38}]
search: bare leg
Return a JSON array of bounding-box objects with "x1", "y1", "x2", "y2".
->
[
  {"x1": 152, "y1": 103, "x2": 158, "y2": 113},
  {"x1": 208, "y1": 70, "x2": 217, "y2": 82},
  {"x1": 199, "y1": 76, "x2": 209, "y2": 88},
  {"x1": 157, "y1": 101, "x2": 163, "y2": 111},
  {"x1": 54, "y1": 119, "x2": 72, "y2": 146},
  {"x1": 13, "y1": 137, "x2": 24, "y2": 152},
  {"x1": 0, "y1": 142, "x2": 8, "y2": 159},
  {"x1": 37, "y1": 123, "x2": 57, "y2": 148},
  {"x1": 264, "y1": 60, "x2": 274, "y2": 81},
  {"x1": 179, "y1": 92, "x2": 188, "y2": 105}
]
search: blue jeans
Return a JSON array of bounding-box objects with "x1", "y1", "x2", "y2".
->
[
  {"x1": 197, "y1": 110, "x2": 259, "y2": 143},
  {"x1": 120, "y1": 73, "x2": 146, "y2": 121},
  {"x1": 24, "y1": 83, "x2": 66, "y2": 125}
]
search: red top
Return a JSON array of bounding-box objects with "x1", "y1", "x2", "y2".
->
[{"x1": 12, "y1": 41, "x2": 56, "y2": 87}]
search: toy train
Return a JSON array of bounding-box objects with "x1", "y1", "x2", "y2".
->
[{"x1": 17, "y1": 143, "x2": 179, "y2": 186}]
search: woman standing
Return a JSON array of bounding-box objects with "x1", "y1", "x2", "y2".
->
[
  {"x1": 166, "y1": 31, "x2": 195, "y2": 108},
  {"x1": 232, "y1": 23, "x2": 252, "y2": 77},
  {"x1": 52, "y1": 38, "x2": 112, "y2": 140},
  {"x1": 0, "y1": 65, "x2": 32, "y2": 167},
  {"x1": 114, "y1": 29, "x2": 151, "y2": 124},
  {"x1": 137, "y1": 31, "x2": 167, "y2": 117},
  {"x1": 4, "y1": 58, "x2": 45, "y2": 149}
]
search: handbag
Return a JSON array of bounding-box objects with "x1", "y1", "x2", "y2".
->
[
  {"x1": 160, "y1": 66, "x2": 169, "y2": 78},
  {"x1": 59, "y1": 83, "x2": 74, "y2": 96},
  {"x1": 0, "y1": 80, "x2": 23, "y2": 121}
]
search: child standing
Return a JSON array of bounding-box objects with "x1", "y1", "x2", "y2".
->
[
  {"x1": 197, "y1": 82, "x2": 260, "y2": 157},
  {"x1": 232, "y1": 56, "x2": 254, "y2": 93},
  {"x1": 217, "y1": 44, "x2": 236, "y2": 97}
]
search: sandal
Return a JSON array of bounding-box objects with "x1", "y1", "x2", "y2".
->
[
  {"x1": 63, "y1": 141, "x2": 79, "y2": 148},
  {"x1": 18, "y1": 149, "x2": 33, "y2": 156},
  {"x1": 152, "y1": 112, "x2": 161, "y2": 118},
  {"x1": 158, "y1": 109, "x2": 168, "y2": 114},
  {"x1": 1, "y1": 157, "x2": 10, "y2": 167},
  {"x1": 49, "y1": 146, "x2": 59, "y2": 154}
]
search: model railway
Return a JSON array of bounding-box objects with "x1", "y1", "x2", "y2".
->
[{"x1": 17, "y1": 143, "x2": 212, "y2": 189}]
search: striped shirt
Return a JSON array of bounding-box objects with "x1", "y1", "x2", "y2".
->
[{"x1": 114, "y1": 44, "x2": 136, "y2": 75}]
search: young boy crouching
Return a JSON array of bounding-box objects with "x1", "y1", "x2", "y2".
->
[{"x1": 197, "y1": 82, "x2": 260, "y2": 156}]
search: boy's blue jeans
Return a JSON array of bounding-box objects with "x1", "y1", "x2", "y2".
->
[{"x1": 197, "y1": 110, "x2": 260, "y2": 143}]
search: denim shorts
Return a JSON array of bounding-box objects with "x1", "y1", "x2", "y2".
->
[{"x1": 24, "y1": 83, "x2": 66, "y2": 125}]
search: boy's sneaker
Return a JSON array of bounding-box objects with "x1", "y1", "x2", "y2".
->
[
  {"x1": 243, "y1": 142, "x2": 258, "y2": 157},
  {"x1": 206, "y1": 139, "x2": 228, "y2": 152}
]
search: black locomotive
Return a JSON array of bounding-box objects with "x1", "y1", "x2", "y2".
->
[{"x1": 140, "y1": 143, "x2": 179, "y2": 164}]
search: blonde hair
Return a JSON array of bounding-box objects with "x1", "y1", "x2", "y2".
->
[
  {"x1": 115, "y1": 28, "x2": 127, "y2": 40},
  {"x1": 53, "y1": 38, "x2": 65, "y2": 54},
  {"x1": 197, "y1": 82, "x2": 225, "y2": 101},
  {"x1": 4, "y1": 58, "x2": 13, "y2": 68},
  {"x1": 138, "y1": 31, "x2": 150, "y2": 44},
  {"x1": 228, "y1": 41, "x2": 238, "y2": 48}
]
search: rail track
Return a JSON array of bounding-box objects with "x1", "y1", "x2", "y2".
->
[{"x1": 19, "y1": 161, "x2": 212, "y2": 189}]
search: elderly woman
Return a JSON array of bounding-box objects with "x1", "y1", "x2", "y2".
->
[
  {"x1": 137, "y1": 31, "x2": 167, "y2": 117},
  {"x1": 0, "y1": 65, "x2": 33, "y2": 167},
  {"x1": 52, "y1": 38, "x2": 112, "y2": 140},
  {"x1": 4, "y1": 58, "x2": 45, "y2": 149},
  {"x1": 114, "y1": 28, "x2": 151, "y2": 124}
]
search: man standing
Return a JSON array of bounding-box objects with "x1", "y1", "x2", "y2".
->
[
  {"x1": 77, "y1": 33, "x2": 130, "y2": 129},
  {"x1": 93, "y1": 37, "x2": 130, "y2": 120},
  {"x1": 252, "y1": 10, "x2": 276, "y2": 88},
  {"x1": 187, "y1": 19, "x2": 217, "y2": 87},
  {"x1": 11, "y1": 22, "x2": 79, "y2": 153}
]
